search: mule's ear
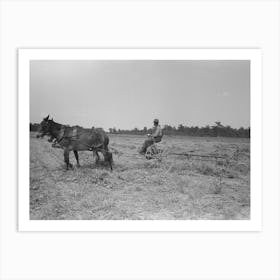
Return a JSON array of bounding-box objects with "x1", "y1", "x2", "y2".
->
[
  {"x1": 44, "y1": 114, "x2": 49, "y2": 121},
  {"x1": 51, "y1": 118, "x2": 53, "y2": 121}
]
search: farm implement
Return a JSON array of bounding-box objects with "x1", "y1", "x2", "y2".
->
[
  {"x1": 145, "y1": 143, "x2": 229, "y2": 162},
  {"x1": 144, "y1": 143, "x2": 249, "y2": 174}
]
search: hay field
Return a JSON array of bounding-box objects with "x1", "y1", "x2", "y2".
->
[{"x1": 30, "y1": 132, "x2": 250, "y2": 220}]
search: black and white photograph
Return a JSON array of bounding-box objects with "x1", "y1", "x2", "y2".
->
[
  {"x1": 28, "y1": 52, "x2": 252, "y2": 222},
  {"x1": 2, "y1": 1, "x2": 280, "y2": 279}
]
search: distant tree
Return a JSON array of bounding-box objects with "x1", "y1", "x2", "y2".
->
[
  {"x1": 213, "y1": 121, "x2": 224, "y2": 137},
  {"x1": 178, "y1": 124, "x2": 184, "y2": 133},
  {"x1": 96, "y1": 127, "x2": 104, "y2": 132},
  {"x1": 30, "y1": 123, "x2": 40, "y2": 132}
]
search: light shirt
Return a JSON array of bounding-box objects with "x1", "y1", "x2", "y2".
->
[{"x1": 152, "y1": 125, "x2": 162, "y2": 137}]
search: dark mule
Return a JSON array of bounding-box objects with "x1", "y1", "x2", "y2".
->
[
  {"x1": 38, "y1": 115, "x2": 113, "y2": 170},
  {"x1": 57, "y1": 125, "x2": 112, "y2": 170}
]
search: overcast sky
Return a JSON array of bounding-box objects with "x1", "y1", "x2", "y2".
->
[{"x1": 30, "y1": 60, "x2": 250, "y2": 131}]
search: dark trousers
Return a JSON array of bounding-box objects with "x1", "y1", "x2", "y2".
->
[{"x1": 141, "y1": 136, "x2": 162, "y2": 153}]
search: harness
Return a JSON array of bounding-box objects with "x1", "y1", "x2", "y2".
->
[
  {"x1": 57, "y1": 127, "x2": 78, "y2": 143},
  {"x1": 56, "y1": 127, "x2": 104, "y2": 151}
]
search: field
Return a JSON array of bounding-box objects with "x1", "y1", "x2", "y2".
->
[{"x1": 30, "y1": 132, "x2": 250, "y2": 220}]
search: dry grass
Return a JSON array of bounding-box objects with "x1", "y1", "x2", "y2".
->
[{"x1": 30, "y1": 132, "x2": 250, "y2": 220}]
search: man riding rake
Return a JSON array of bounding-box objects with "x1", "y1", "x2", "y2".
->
[{"x1": 139, "y1": 118, "x2": 163, "y2": 155}]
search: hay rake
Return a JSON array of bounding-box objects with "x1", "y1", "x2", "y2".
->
[
  {"x1": 145, "y1": 143, "x2": 227, "y2": 160},
  {"x1": 145, "y1": 143, "x2": 246, "y2": 167}
]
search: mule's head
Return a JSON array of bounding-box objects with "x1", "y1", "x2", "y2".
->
[{"x1": 36, "y1": 115, "x2": 50, "y2": 138}]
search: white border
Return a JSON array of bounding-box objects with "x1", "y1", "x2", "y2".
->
[{"x1": 18, "y1": 48, "x2": 262, "y2": 231}]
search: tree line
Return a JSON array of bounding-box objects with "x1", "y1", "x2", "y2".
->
[
  {"x1": 109, "y1": 122, "x2": 250, "y2": 138},
  {"x1": 30, "y1": 123, "x2": 40, "y2": 132},
  {"x1": 30, "y1": 121, "x2": 250, "y2": 138}
]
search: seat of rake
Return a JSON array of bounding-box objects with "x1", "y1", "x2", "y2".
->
[{"x1": 145, "y1": 143, "x2": 166, "y2": 160}]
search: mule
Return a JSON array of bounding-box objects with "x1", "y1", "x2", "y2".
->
[{"x1": 38, "y1": 115, "x2": 113, "y2": 170}]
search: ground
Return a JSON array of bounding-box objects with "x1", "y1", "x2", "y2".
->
[{"x1": 30, "y1": 132, "x2": 250, "y2": 220}]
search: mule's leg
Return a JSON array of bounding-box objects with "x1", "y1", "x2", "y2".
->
[
  {"x1": 64, "y1": 148, "x2": 72, "y2": 170},
  {"x1": 103, "y1": 145, "x2": 113, "y2": 170},
  {"x1": 100, "y1": 150, "x2": 113, "y2": 171},
  {"x1": 93, "y1": 151, "x2": 100, "y2": 164},
  {"x1": 107, "y1": 151, "x2": 113, "y2": 171},
  {"x1": 73, "y1": 150, "x2": 80, "y2": 167}
]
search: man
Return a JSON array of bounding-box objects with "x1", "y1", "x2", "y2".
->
[{"x1": 139, "y1": 118, "x2": 163, "y2": 154}]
